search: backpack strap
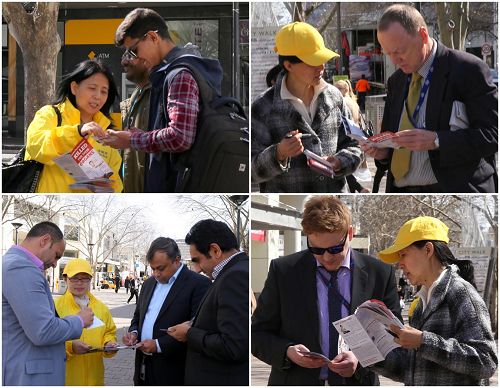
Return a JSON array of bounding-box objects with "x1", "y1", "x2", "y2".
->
[{"x1": 52, "y1": 105, "x2": 62, "y2": 126}]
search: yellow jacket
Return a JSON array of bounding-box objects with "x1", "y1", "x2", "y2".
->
[
  {"x1": 55, "y1": 291, "x2": 117, "y2": 386},
  {"x1": 25, "y1": 99, "x2": 123, "y2": 193}
]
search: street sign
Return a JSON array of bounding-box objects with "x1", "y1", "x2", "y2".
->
[
  {"x1": 481, "y1": 43, "x2": 492, "y2": 56},
  {"x1": 452, "y1": 246, "x2": 491, "y2": 295}
]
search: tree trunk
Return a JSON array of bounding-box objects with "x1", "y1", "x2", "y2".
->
[
  {"x1": 435, "y1": 2, "x2": 469, "y2": 51},
  {"x1": 2, "y1": 2, "x2": 61, "y2": 141}
]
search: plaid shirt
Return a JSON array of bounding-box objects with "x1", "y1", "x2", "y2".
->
[{"x1": 130, "y1": 70, "x2": 199, "y2": 153}]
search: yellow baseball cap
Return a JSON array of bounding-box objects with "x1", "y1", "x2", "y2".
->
[
  {"x1": 63, "y1": 258, "x2": 93, "y2": 278},
  {"x1": 378, "y1": 216, "x2": 450, "y2": 264},
  {"x1": 274, "y1": 22, "x2": 339, "y2": 66}
]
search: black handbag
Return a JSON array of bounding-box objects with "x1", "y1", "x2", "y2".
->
[
  {"x1": 2, "y1": 105, "x2": 61, "y2": 193},
  {"x1": 2, "y1": 148, "x2": 44, "y2": 193}
]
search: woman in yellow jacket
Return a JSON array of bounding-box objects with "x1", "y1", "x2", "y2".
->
[
  {"x1": 26, "y1": 59, "x2": 123, "y2": 193},
  {"x1": 55, "y1": 259, "x2": 117, "y2": 386}
]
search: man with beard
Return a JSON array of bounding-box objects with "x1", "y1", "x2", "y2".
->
[{"x1": 119, "y1": 48, "x2": 151, "y2": 193}]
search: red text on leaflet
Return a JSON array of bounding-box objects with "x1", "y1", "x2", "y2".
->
[{"x1": 71, "y1": 140, "x2": 92, "y2": 163}]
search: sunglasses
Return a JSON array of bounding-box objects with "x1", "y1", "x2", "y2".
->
[
  {"x1": 307, "y1": 233, "x2": 348, "y2": 255},
  {"x1": 122, "y1": 30, "x2": 157, "y2": 61}
]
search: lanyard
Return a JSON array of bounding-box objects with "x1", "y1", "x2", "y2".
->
[
  {"x1": 317, "y1": 267, "x2": 351, "y2": 311},
  {"x1": 404, "y1": 56, "x2": 437, "y2": 128}
]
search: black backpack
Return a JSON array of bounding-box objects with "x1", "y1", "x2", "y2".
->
[{"x1": 162, "y1": 62, "x2": 249, "y2": 193}]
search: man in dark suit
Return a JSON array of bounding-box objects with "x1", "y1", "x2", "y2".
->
[
  {"x1": 168, "y1": 219, "x2": 249, "y2": 386},
  {"x1": 252, "y1": 196, "x2": 401, "y2": 386},
  {"x1": 122, "y1": 237, "x2": 210, "y2": 385},
  {"x1": 362, "y1": 4, "x2": 497, "y2": 193}
]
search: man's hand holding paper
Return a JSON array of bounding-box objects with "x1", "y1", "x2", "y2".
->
[
  {"x1": 286, "y1": 344, "x2": 328, "y2": 369},
  {"x1": 390, "y1": 324, "x2": 423, "y2": 349},
  {"x1": 328, "y1": 351, "x2": 358, "y2": 378}
]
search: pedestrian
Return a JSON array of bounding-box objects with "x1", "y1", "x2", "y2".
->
[
  {"x1": 122, "y1": 238, "x2": 210, "y2": 385},
  {"x1": 119, "y1": 46, "x2": 151, "y2": 192},
  {"x1": 25, "y1": 59, "x2": 123, "y2": 193},
  {"x1": 55, "y1": 259, "x2": 118, "y2": 386},
  {"x1": 251, "y1": 22, "x2": 362, "y2": 192},
  {"x1": 376, "y1": 216, "x2": 497, "y2": 385},
  {"x1": 114, "y1": 273, "x2": 121, "y2": 293},
  {"x1": 102, "y1": 8, "x2": 224, "y2": 193},
  {"x1": 399, "y1": 295, "x2": 405, "y2": 311},
  {"x1": 168, "y1": 220, "x2": 249, "y2": 385},
  {"x1": 124, "y1": 274, "x2": 130, "y2": 294},
  {"x1": 2, "y1": 222, "x2": 94, "y2": 385},
  {"x1": 354, "y1": 74, "x2": 370, "y2": 111},
  {"x1": 362, "y1": 4, "x2": 497, "y2": 193},
  {"x1": 126, "y1": 276, "x2": 139, "y2": 304},
  {"x1": 252, "y1": 196, "x2": 401, "y2": 385}
]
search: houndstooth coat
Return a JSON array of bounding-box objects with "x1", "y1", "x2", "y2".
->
[
  {"x1": 251, "y1": 72, "x2": 362, "y2": 193},
  {"x1": 372, "y1": 266, "x2": 497, "y2": 385}
]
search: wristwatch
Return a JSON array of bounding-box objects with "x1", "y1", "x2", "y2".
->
[{"x1": 433, "y1": 133, "x2": 440, "y2": 149}]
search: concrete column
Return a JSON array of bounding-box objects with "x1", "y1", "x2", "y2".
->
[{"x1": 280, "y1": 195, "x2": 308, "y2": 255}]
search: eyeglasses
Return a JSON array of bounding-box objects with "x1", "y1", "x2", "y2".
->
[
  {"x1": 307, "y1": 233, "x2": 348, "y2": 255},
  {"x1": 121, "y1": 30, "x2": 157, "y2": 62},
  {"x1": 68, "y1": 277, "x2": 92, "y2": 284}
]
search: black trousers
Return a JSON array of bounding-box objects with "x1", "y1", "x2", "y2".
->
[{"x1": 127, "y1": 288, "x2": 138, "y2": 303}]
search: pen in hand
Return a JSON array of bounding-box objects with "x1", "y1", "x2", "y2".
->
[{"x1": 286, "y1": 133, "x2": 312, "y2": 139}]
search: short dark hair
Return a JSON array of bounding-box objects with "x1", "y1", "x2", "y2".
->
[
  {"x1": 378, "y1": 4, "x2": 428, "y2": 36},
  {"x1": 146, "y1": 237, "x2": 181, "y2": 262},
  {"x1": 278, "y1": 55, "x2": 302, "y2": 73},
  {"x1": 185, "y1": 219, "x2": 238, "y2": 256},
  {"x1": 26, "y1": 221, "x2": 63, "y2": 242},
  {"x1": 54, "y1": 59, "x2": 119, "y2": 120},
  {"x1": 115, "y1": 8, "x2": 171, "y2": 47}
]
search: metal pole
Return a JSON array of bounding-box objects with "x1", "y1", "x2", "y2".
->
[
  {"x1": 337, "y1": 2, "x2": 343, "y2": 75},
  {"x1": 232, "y1": 2, "x2": 241, "y2": 99},
  {"x1": 236, "y1": 205, "x2": 241, "y2": 247}
]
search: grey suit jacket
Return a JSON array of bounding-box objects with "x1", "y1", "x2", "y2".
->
[{"x1": 2, "y1": 246, "x2": 82, "y2": 385}]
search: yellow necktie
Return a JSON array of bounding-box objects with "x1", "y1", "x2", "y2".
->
[{"x1": 391, "y1": 72, "x2": 422, "y2": 180}]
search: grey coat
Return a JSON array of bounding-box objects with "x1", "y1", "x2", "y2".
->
[
  {"x1": 373, "y1": 266, "x2": 497, "y2": 385},
  {"x1": 251, "y1": 72, "x2": 362, "y2": 192},
  {"x1": 2, "y1": 246, "x2": 82, "y2": 385}
]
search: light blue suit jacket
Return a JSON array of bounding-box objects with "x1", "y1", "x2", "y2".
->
[{"x1": 2, "y1": 246, "x2": 82, "y2": 385}]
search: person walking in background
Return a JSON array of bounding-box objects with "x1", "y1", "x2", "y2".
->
[
  {"x1": 363, "y1": 4, "x2": 497, "y2": 193},
  {"x1": 124, "y1": 275, "x2": 131, "y2": 294},
  {"x1": 252, "y1": 196, "x2": 401, "y2": 385},
  {"x1": 375, "y1": 216, "x2": 497, "y2": 385},
  {"x1": 122, "y1": 237, "x2": 210, "y2": 385},
  {"x1": 2, "y1": 222, "x2": 94, "y2": 385},
  {"x1": 252, "y1": 22, "x2": 361, "y2": 193},
  {"x1": 114, "y1": 273, "x2": 121, "y2": 293},
  {"x1": 354, "y1": 74, "x2": 370, "y2": 111},
  {"x1": 127, "y1": 276, "x2": 139, "y2": 304},
  {"x1": 55, "y1": 259, "x2": 118, "y2": 386},
  {"x1": 25, "y1": 60, "x2": 123, "y2": 193},
  {"x1": 168, "y1": 220, "x2": 249, "y2": 385},
  {"x1": 119, "y1": 48, "x2": 151, "y2": 193}
]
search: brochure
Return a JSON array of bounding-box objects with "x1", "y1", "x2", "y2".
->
[
  {"x1": 303, "y1": 149, "x2": 335, "y2": 178},
  {"x1": 332, "y1": 300, "x2": 403, "y2": 367},
  {"x1": 54, "y1": 139, "x2": 114, "y2": 192},
  {"x1": 86, "y1": 345, "x2": 136, "y2": 353},
  {"x1": 343, "y1": 116, "x2": 400, "y2": 149}
]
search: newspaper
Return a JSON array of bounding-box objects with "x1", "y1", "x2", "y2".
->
[
  {"x1": 332, "y1": 300, "x2": 403, "y2": 367},
  {"x1": 54, "y1": 139, "x2": 114, "y2": 193},
  {"x1": 344, "y1": 116, "x2": 401, "y2": 149}
]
